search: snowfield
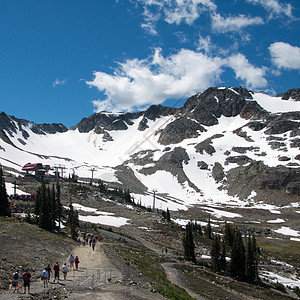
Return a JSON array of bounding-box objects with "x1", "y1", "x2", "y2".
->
[
  {"x1": 6, "y1": 182, "x2": 30, "y2": 196},
  {"x1": 274, "y1": 226, "x2": 300, "y2": 237},
  {"x1": 64, "y1": 203, "x2": 130, "y2": 227},
  {"x1": 261, "y1": 270, "x2": 300, "y2": 289}
]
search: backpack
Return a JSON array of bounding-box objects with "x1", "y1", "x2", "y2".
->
[
  {"x1": 23, "y1": 272, "x2": 30, "y2": 281},
  {"x1": 13, "y1": 273, "x2": 19, "y2": 280},
  {"x1": 42, "y1": 270, "x2": 48, "y2": 280}
]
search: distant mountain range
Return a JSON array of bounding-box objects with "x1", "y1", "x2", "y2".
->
[{"x1": 1, "y1": 87, "x2": 299, "y2": 211}]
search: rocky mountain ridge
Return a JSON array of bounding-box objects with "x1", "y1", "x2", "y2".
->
[
  {"x1": 0, "y1": 87, "x2": 299, "y2": 208},
  {"x1": 0, "y1": 111, "x2": 67, "y2": 148}
]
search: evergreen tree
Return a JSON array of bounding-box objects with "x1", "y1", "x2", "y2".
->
[
  {"x1": 193, "y1": 221, "x2": 202, "y2": 235},
  {"x1": 34, "y1": 185, "x2": 42, "y2": 223},
  {"x1": 0, "y1": 165, "x2": 10, "y2": 217},
  {"x1": 183, "y1": 222, "x2": 196, "y2": 263},
  {"x1": 166, "y1": 208, "x2": 171, "y2": 222},
  {"x1": 252, "y1": 234, "x2": 259, "y2": 256},
  {"x1": 50, "y1": 184, "x2": 56, "y2": 228},
  {"x1": 205, "y1": 216, "x2": 212, "y2": 239},
  {"x1": 98, "y1": 179, "x2": 107, "y2": 193},
  {"x1": 71, "y1": 172, "x2": 78, "y2": 183},
  {"x1": 55, "y1": 183, "x2": 63, "y2": 229},
  {"x1": 230, "y1": 231, "x2": 245, "y2": 281},
  {"x1": 124, "y1": 189, "x2": 131, "y2": 203},
  {"x1": 211, "y1": 238, "x2": 221, "y2": 272},
  {"x1": 220, "y1": 240, "x2": 227, "y2": 271},
  {"x1": 68, "y1": 201, "x2": 79, "y2": 240},
  {"x1": 224, "y1": 222, "x2": 234, "y2": 247},
  {"x1": 245, "y1": 235, "x2": 258, "y2": 283},
  {"x1": 38, "y1": 182, "x2": 54, "y2": 231}
]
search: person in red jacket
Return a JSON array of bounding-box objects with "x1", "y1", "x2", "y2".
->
[
  {"x1": 75, "y1": 256, "x2": 80, "y2": 270},
  {"x1": 53, "y1": 262, "x2": 60, "y2": 282},
  {"x1": 22, "y1": 269, "x2": 31, "y2": 294}
]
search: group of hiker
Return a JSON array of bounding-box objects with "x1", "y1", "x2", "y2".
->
[
  {"x1": 11, "y1": 254, "x2": 80, "y2": 294},
  {"x1": 10, "y1": 235, "x2": 100, "y2": 294},
  {"x1": 77, "y1": 235, "x2": 98, "y2": 250}
]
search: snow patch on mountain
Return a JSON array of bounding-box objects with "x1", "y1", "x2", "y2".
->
[{"x1": 1, "y1": 87, "x2": 299, "y2": 218}]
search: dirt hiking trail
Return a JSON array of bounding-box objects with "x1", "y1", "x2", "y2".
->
[{"x1": 0, "y1": 242, "x2": 166, "y2": 300}]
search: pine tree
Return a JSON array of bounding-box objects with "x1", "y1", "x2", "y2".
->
[
  {"x1": 211, "y1": 238, "x2": 221, "y2": 272},
  {"x1": 55, "y1": 183, "x2": 63, "y2": 229},
  {"x1": 0, "y1": 165, "x2": 10, "y2": 217},
  {"x1": 124, "y1": 189, "x2": 131, "y2": 203},
  {"x1": 183, "y1": 222, "x2": 196, "y2": 263},
  {"x1": 37, "y1": 181, "x2": 54, "y2": 231},
  {"x1": 205, "y1": 217, "x2": 212, "y2": 239},
  {"x1": 230, "y1": 231, "x2": 245, "y2": 281},
  {"x1": 34, "y1": 185, "x2": 42, "y2": 223},
  {"x1": 245, "y1": 235, "x2": 258, "y2": 283},
  {"x1": 220, "y1": 240, "x2": 227, "y2": 271},
  {"x1": 68, "y1": 201, "x2": 79, "y2": 240},
  {"x1": 193, "y1": 221, "x2": 202, "y2": 235},
  {"x1": 99, "y1": 179, "x2": 107, "y2": 193},
  {"x1": 166, "y1": 208, "x2": 171, "y2": 222},
  {"x1": 50, "y1": 184, "x2": 56, "y2": 229}
]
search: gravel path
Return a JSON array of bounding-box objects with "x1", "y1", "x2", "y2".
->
[{"x1": 0, "y1": 241, "x2": 166, "y2": 300}]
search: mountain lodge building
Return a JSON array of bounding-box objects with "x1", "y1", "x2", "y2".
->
[{"x1": 22, "y1": 163, "x2": 50, "y2": 177}]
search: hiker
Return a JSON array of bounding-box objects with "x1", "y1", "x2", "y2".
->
[
  {"x1": 12, "y1": 269, "x2": 20, "y2": 293},
  {"x1": 75, "y1": 256, "x2": 80, "y2": 270},
  {"x1": 22, "y1": 269, "x2": 31, "y2": 294},
  {"x1": 45, "y1": 264, "x2": 52, "y2": 281},
  {"x1": 77, "y1": 237, "x2": 81, "y2": 245},
  {"x1": 92, "y1": 237, "x2": 96, "y2": 251},
  {"x1": 88, "y1": 237, "x2": 92, "y2": 247},
  {"x1": 42, "y1": 267, "x2": 49, "y2": 288},
  {"x1": 69, "y1": 254, "x2": 74, "y2": 269},
  {"x1": 82, "y1": 238, "x2": 86, "y2": 246},
  {"x1": 53, "y1": 262, "x2": 60, "y2": 282},
  {"x1": 62, "y1": 263, "x2": 68, "y2": 281}
]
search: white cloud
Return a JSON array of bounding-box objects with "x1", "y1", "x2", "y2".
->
[
  {"x1": 138, "y1": 0, "x2": 216, "y2": 32},
  {"x1": 227, "y1": 53, "x2": 268, "y2": 89},
  {"x1": 141, "y1": 7, "x2": 159, "y2": 35},
  {"x1": 246, "y1": 0, "x2": 293, "y2": 18},
  {"x1": 163, "y1": 0, "x2": 216, "y2": 25},
  {"x1": 211, "y1": 13, "x2": 264, "y2": 33},
  {"x1": 87, "y1": 48, "x2": 268, "y2": 112},
  {"x1": 269, "y1": 42, "x2": 300, "y2": 70},
  {"x1": 197, "y1": 35, "x2": 213, "y2": 53},
  {"x1": 87, "y1": 48, "x2": 223, "y2": 112},
  {"x1": 53, "y1": 78, "x2": 66, "y2": 87},
  {"x1": 174, "y1": 31, "x2": 189, "y2": 44}
]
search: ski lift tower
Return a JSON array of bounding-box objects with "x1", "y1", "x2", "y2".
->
[
  {"x1": 54, "y1": 164, "x2": 66, "y2": 184},
  {"x1": 152, "y1": 189, "x2": 157, "y2": 211},
  {"x1": 90, "y1": 167, "x2": 95, "y2": 185}
]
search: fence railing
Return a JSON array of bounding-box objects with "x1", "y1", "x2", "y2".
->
[{"x1": 68, "y1": 268, "x2": 121, "y2": 287}]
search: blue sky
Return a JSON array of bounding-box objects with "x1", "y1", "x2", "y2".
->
[{"x1": 0, "y1": 0, "x2": 299, "y2": 127}]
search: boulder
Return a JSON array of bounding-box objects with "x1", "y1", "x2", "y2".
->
[{"x1": 212, "y1": 162, "x2": 225, "y2": 182}]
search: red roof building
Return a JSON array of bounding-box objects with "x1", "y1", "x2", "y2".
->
[{"x1": 22, "y1": 163, "x2": 49, "y2": 177}]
